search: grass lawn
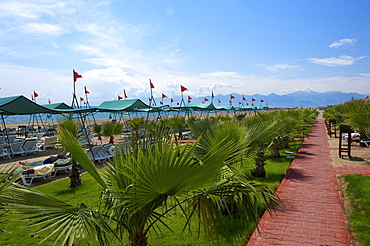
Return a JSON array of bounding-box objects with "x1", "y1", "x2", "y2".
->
[
  {"x1": 0, "y1": 142, "x2": 301, "y2": 246},
  {"x1": 343, "y1": 174, "x2": 370, "y2": 245},
  {"x1": 0, "y1": 173, "x2": 101, "y2": 246}
]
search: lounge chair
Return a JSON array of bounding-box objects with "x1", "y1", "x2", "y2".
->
[
  {"x1": 9, "y1": 141, "x2": 27, "y2": 157},
  {"x1": 22, "y1": 140, "x2": 39, "y2": 155},
  {"x1": 0, "y1": 143, "x2": 9, "y2": 158},
  {"x1": 0, "y1": 135, "x2": 6, "y2": 145},
  {"x1": 99, "y1": 144, "x2": 114, "y2": 160},
  {"x1": 20, "y1": 164, "x2": 54, "y2": 186},
  {"x1": 79, "y1": 134, "x2": 97, "y2": 147},
  {"x1": 115, "y1": 141, "x2": 132, "y2": 155},
  {"x1": 87, "y1": 145, "x2": 106, "y2": 162},
  {"x1": 35, "y1": 132, "x2": 45, "y2": 141},
  {"x1": 361, "y1": 138, "x2": 370, "y2": 148},
  {"x1": 6, "y1": 135, "x2": 17, "y2": 145},
  {"x1": 52, "y1": 158, "x2": 72, "y2": 177},
  {"x1": 43, "y1": 136, "x2": 58, "y2": 149}
]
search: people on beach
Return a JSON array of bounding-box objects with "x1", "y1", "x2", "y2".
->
[{"x1": 19, "y1": 151, "x2": 67, "y2": 166}]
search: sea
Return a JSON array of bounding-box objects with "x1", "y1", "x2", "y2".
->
[{"x1": 1, "y1": 111, "x2": 196, "y2": 128}]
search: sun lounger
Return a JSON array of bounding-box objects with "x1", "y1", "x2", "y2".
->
[
  {"x1": 0, "y1": 143, "x2": 10, "y2": 158},
  {"x1": 99, "y1": 144, "x2": 114, "y2": 160},
  {"x1": 0, "y1": 135, "x2": 6, "y2": 145},
  {"x1": 87, "y1": 145, "x2": 106, "y2": 162},
  {"x1": 115, "y1": 141, "x2": 132, "y2": 155},
  {"x1": 9, "y1": 141, "x2": 27, "y2": 157},
  {"x1": 361, "y1": 138, "x2": 370, "y2": 148},
  {"x1": 22, "y1": 139, "x2": 39, "y2": 155},
  {"x1": 52, "y1": 158, "x2": 72, "y2": 177},
  {"x1": 20, "y1": 164, "x2": 54, "y2": 186},
  {"x1": 79, "y1": 134, "x2": 97, "y2": 147},
  {"x1": 6, "y1": 135, "x2": 17, "y2": 145},
  {"x1": 42, "y1": 136, "x2": 58, "y2": 149}
]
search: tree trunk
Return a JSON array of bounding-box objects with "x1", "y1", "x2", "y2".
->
[
  {"x1": 128, "y1": 233, "x2": 148, "y2": 246},
  {"x1": 270, "y1": 147, "x2": 280, "y2": 158},
  {"x1": 98, "y1": 133, "x2": 102, "y2": 145},
  {"x1": 69, "y1": 158, "x2": 82, "y2": 188},
  {"x1": 251, "y1": 150, "x2": 266, "y2": 178},
  {"x1": 109, "y1": 135, "x2": 115, "y2": 144}
]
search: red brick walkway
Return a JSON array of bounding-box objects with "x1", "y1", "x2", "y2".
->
[
  {"x1": 247, "y1": 118, "x2": 351, "y2": 246},
  {"x1": 335, "y1": 166, "x2": 370, "y2": 176}
]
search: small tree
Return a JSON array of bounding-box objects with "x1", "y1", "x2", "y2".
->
[
  {"x1": 93, "y1": 123, "x2": 103, "y2": 144},
  {"x1": 57, "y1": 119, "x2": 81, "y2": 187},
  {"x1": 126, "y1": 117, "x2": 145, "y2": 144},
  {"x1": 102, "y1": 122, "x2": 123, "y2": 144}
]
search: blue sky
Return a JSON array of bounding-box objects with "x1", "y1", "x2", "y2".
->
[{"x1": 0, "y1": 0, "x2": 369, "y2": 105}]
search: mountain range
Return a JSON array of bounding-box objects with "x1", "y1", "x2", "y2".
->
[{"x1": 165, "y1": 90, "x2": 369, "y2": 108}]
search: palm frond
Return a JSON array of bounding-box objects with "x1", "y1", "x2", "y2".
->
[
  {"x1": 57, "y1": 128, "x2": 107, "y2": 189},
  {"x1": 1, "y1": 184, "x2": 118, "y2": 245}
]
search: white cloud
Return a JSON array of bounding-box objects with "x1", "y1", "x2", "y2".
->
[
  {"x1": 199, "y1": 71, "x2": 242, "y2": 78},
  {"x1": 307, "y1": 55, "x2": 366, "y2": 67},
  {"x1": 329, "y1": 38, "x2": 357, "y2": 48},
  {"x1": 1, "y1": 61, "x2": 370, "y2": 106},
  {"x1": 261, "y1": 64, "x2": 299, "y2": 71},
  {"x1": 22, "y1": 23, "x2": 62, "y2": 35}
]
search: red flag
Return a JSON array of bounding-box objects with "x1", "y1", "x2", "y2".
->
[
  {"x1": 252, "y1": 98, "x2": 256, "y2": 101},
  {"x1": 31, "y1": 94, "x2": 34, "y2": 101},
  {"x1": 242, "y1": 96, "x2": 246, "y2": 101},
  {"x1": 188, "y1": 96, "x2": 192, "y2": 100},
  {"x1": 177, "y1": 102, "x2": 180, "y2": 105},
  {"x1": 230, "y1": 94, "x2": 235, "y2": 99},
  {"x1": 171, "y1": 98, "x2": 174, "y2": 102},
  {"x1": 73, "y1": 70, "x2": 82, "y2": 82},
  {"x1": 218, "y1": 99, "x2": 221, "y2": 103},
  {"x1": 80, "y1": 97, "x2": 84, "y2": 101},
  {"x1": 260, "y1": 99, "x2": 264, "y2": 102},
  {"x1": 229, "y1": 100, "x2": 231, "y2": 104},
  {"x1": 149, "y1": 98, "x2": 152, "y2": 101},
  {"x1": 160, "y1": 101, "x2": 163, "y2": 105},
  {"x1": 181, "y1": 85, "x2": 188, "y2": 92},
  {"x1": 212, "y1": 91, "x2": 214, "y2": 98},
  {"x1": 246, "y1": 103, "x2": 249, "y2": 105},
  {"x1": 188, "y1": 99, "x2": 191, "y2": 103},
  {"x1": 33, "y1": 91, "x2": 39, "y2": 98},
  {"x1": 84, "y1": 86, "x2": 90, "y2": 94},
  {"x1": 162, "y1": 93, "x2": 168, "y2": 98},
  {"x1": 124, "y1": 89, "x2": 128, "y2": 98},
  {"x1": 48, "y1": 99, "x2": 51, "y2": 104},
  {"x1": 150, "y1": 79, "x2": 154, "y2": 89},
  {"x1": 239, "y1": 102, "x2": 242, "y2": 104},
  {"x1": 118, "y1": 95, "x2": 123, "y2": 100},
  {"x1": 204, "y1": 98, "x2": 209, "y2": 101}
]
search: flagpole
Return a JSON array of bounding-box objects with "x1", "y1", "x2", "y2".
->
[
  {"x1": 84, "y1": 87, "x2": 90, "y2": 108},
  {"x1": 149, "y1": 79, "x2": 156, "y2": 106},
  {"x1": 72, "y1": 69, "x2": 80, "y2": 108},
  {"x1": 33, "y1": 91, "x2": 37, "y2": 104}
]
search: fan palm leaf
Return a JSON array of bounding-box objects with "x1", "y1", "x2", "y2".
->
[{"x1": 0, "y1": 184, "x2": 118, "y2": 246}]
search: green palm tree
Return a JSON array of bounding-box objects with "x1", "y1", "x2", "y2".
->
[
  {"x1": 102, "y1": 122, "x2": 123, "y2": 144},
  {"x1": 243, "y1": 109, "x2": 317, "y2": 177},
  {"x1": 57, "y1": 119, "x2": 81, "y2": 187},
  {"x1": 0, "y1": 120, "x2": 279, "y2": 246},
  {"x1": 162, "y1": 116, "x2": 187, "y2": 143},
  {"x1": 126, "y1": 117, "x2": 145, "y2": 144},
  {"x1": 93, "y1": 123, "x2": 103, "y2": 144},
  {"x1": 344, "y1": 100, "x2": 370, "y2": 133}
]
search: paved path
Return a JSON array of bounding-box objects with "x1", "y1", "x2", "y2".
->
[
  {"x1": 335, "y1": 166, "x2": 370, "y2": 176},
  {"x1": 247, "y1": 118, "x2": 351, "y2": 246}
]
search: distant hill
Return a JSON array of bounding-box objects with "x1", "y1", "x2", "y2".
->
[{"x1": 163, "y1": 90, "x2": 369, "y2": 108}]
